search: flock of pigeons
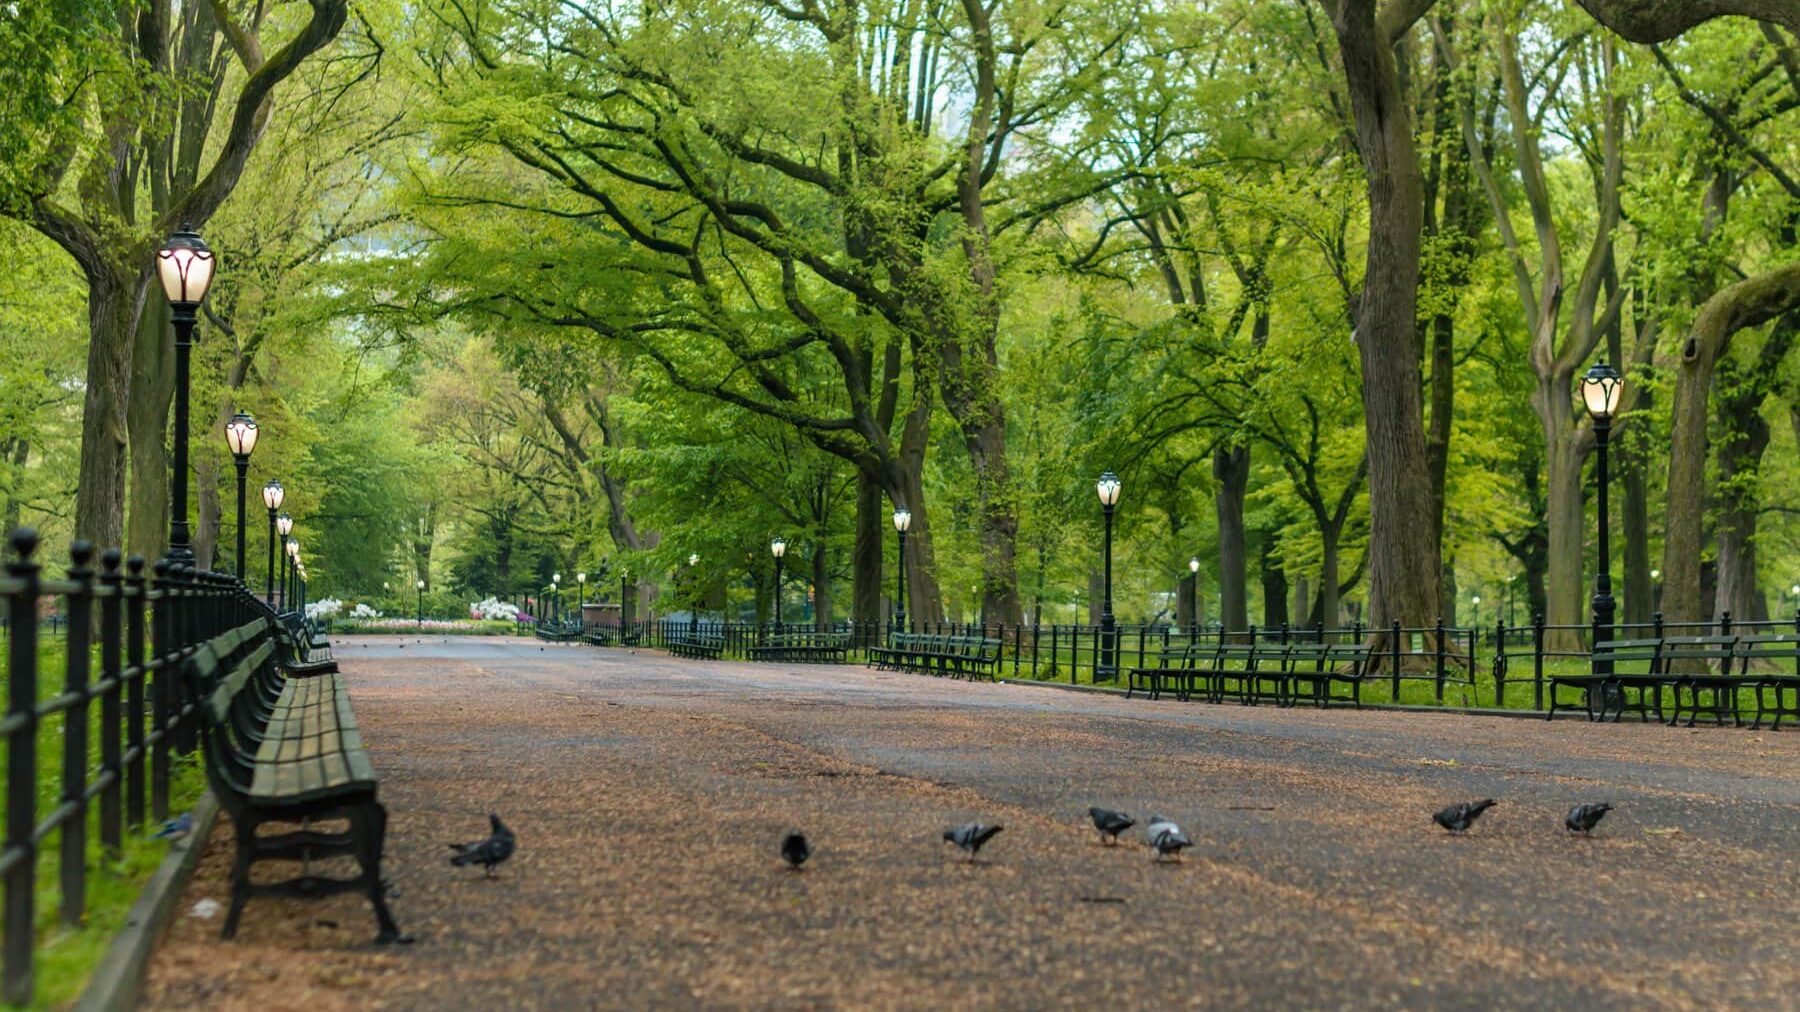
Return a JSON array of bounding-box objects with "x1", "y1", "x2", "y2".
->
[{"x1": 442, "y1": 800, "x2": 1615, "y2": 880}]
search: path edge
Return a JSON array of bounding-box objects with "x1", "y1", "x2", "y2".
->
[
  {"x1": 73, "y1": 790, "x2": 221, "y2": 1012},
  {"x1": 996, "y1": 677, "x2": 1573, "y2": 720}
]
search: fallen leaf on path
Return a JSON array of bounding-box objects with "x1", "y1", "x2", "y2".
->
[{"x1": 1644, "y1": 827, "x2": 1683, "y2": 837}]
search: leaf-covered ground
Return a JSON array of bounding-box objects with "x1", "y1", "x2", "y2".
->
[{"x1": 140, "y1": 636, "x2": 1799, "y2": 1009}]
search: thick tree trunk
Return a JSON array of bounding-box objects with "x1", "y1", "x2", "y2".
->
[
  {"x1": 812, "y1": 540, "x2": 831, "y2": 629},
  {"x1": 1178, "y1": 572, "x2": 1197, "y2": 630},
  {"x1": 1441, "y1": 556, "x2": 1458, "y2": 629},
  {"x1": 1712, "y1": 317, "x2": 1796, "y2": 621},
  {"x1": 1662, "y1": 266, "x2": 1800, "y2": 623},
  {"x1": 1325, "y1": 0, "x2": 1441, "y2": 632},
  {"x1": 1539, "y1": 393, "x2": 1590, "y2": 646},
  {"x1": 126, "y1": 294, "x2": 173, "y2": 562},
  {"x1": 1260, "y1": 535, "x2": 1289, "y2": 630},
  {"x1": 1213, "y1": 445, "x2": 1250, "y2": 632},
  {"x1": 884, "y1": 436, "x2": 943, "y2": 624},
  {"x1": 963, "y1": 420, "x2": 1024, "y2": 626},
  {"x1": 74, "y1": 266, "x2": 148, "y2": 553},
  {"x1": 852, "y1": 470, "x2": 883, "y2": 628}
]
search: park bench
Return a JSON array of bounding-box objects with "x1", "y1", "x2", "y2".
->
[
  {"x1": 1546, "y1": 638, "x2": 1667, "y2": 722},
  {"x1": 748, "y1": 630, "x2": 852, "y2": 664},
  {"x1": 1661, "y1": 635, "x2": 1745, "y2": 727},
  {"x1": 667, "y1": 633, "x2": 725, "y2": 659},
  {"x1": 1126, "y1": 641, "x2": 1212, "y2": 701},
  {"x1": 1193, "y1": 642, "x2": 1270, "y2": 705},
  {"x1": 178, "y1": 617, "x2": 404, "y2": 944},
  {"x1": 580, "y1": 627, "x2": 616, "y2": 646},
  {"x1": 1735, "y1": 634, "x2": 1800, "y2": 730},
  {"x1": 273, "y1": 617, "x2": 338, "y2": 676},
  {"x1": 534, "y1": 620, "x2": 581, "y2": 643},
  {"x1": 868, "y1": 633, "x2": 1003, "y2": 681},
  {"x1": 1280, "y1": 642, "x2": 1375, "y2": 708}
]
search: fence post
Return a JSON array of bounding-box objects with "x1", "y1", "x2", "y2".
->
[
  {"x1": 1532, "y1": 613, "x2": 1546, "y2": 711},
  {"x1": 1434, "y1": 615, "x2": 1447, "y2": 703},
  {"x1": 98, "y1": 551, "x2": 124, "y2": 854},
  {"x1": 59, "y1": 542, "x2": 95, "y2": 927},
  {"x1": 150, "y1": 561, "x2": 174, "y2": 822},
  {"x1": 1493, "y1": 618, "x2": 1507, "y2": 708},
  {"x1": 1720, "y1": 609, "x2": 1732, "y2": 638},
  {"x1": 3, "y1": 531, "x2": 42, "y2": 1004},
  {"x1": 1389, "y1": 619, "x2": 1402, "y2": 702}
]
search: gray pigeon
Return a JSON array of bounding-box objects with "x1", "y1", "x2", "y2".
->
[
  {"x1": 1433, "y1": 799, "x2": 1496, "y2": 834},
  {"x1": 1145, "y1": 814, "x2": 1192, "y2": 861},
  {"x1": 781, "y1": 830, "x2": 812, "y2": 870},
  {"x1": 943, "y1": 822, "x2": 1004, "y2": 861},
  {"x1": 1564, "y1": 802, "x2": 1612, "y2": 836},
  {"x1": 1088, "y1": 807, "x2": 1135, "y2": 845},
  {"x1": 449, "y1": 813, "x2": 516, "y2": 877}
]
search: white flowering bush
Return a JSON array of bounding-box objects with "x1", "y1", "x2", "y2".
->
[
  {"x1": 306, "y1": 598, "x2": 344, "y2": 621},
  {"x1": 350, "y1": 602, "x2": 382, "y2": 619},
  {"x1": 469, "y1": 597, "x2": 520, "y2": 621}
]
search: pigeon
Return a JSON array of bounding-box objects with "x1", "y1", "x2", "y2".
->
[
  {"x1": 448, "y1": 813, "x2": 516, "y2": 877},
  {"x1": 1088, "y1": 807, "x2": 1135, "y2": 845},
  {"x1": 943, "y1": 822, "x2": 1004, "y2": 861},
  {"x1": 1145, "y1": 814, "x2": 1192, "y2": 861},
  {"x1": 1433, "y1": 799, "x2": 1497, "y2": 834},
  {"x1": 1565, "y1": 802, "x2": 1613, "y2": 836},
  {"x1": 780, "y1": 831, "x2": 812, "y2": 870},
  {"x1": 152, "y1": 812, "x2": 193, "y2": 841}
]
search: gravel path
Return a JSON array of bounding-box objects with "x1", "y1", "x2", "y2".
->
[{"x1": 140, "y1": 636, "x2": 1800, "y2": 1010}]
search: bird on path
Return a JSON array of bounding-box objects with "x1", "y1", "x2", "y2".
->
[
  {"x1": 781, "y1": 831, "x2": 812, "y2": 870},
  {"x1": 1088, "y1": 807, "x2": 1135, "y2": 845},
  {"x1": 1565, "y1": 802, "x2": 1613, "y2": 836},
  {"x1": 152, "y1": 812, "x2": 193, "y2": 841},
  {"x1": 1145, "y1": 815, "x2": 1192, "y2": 861},
  {"x1": 448, "y1": 813, "x2": 516, "y2": 878},
  {"x1": 1433, "y1": 799, "x2": 1497, "y2": 834},
  {"x1": 943, "y1": 822, "x2": 1004, "y2": 861}
]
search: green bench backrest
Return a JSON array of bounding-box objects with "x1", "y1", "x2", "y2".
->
[
  {"x1": 1734, "y1": 634, "x2": 1800, "y2": 670},
  {"x1": 203, "y1": 639, "x2": 274, "y2": 724}
]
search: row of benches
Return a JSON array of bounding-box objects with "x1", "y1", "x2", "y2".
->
[
  {"x1": 180, "y1": 610, "x2": 404, "y2": 942},
  {"x1": 1549, "y1": 634, "x2": 1800, "y2": 727},
  {"x1": 1125, "y1": 640, "x2": 1374, "y2": 708},
  {"x1": 534, "y1": 620, "x2": 582, "y2": 643},
  {"x1": 867, "y1": 633, "x2": 1004, "y2": 680}
]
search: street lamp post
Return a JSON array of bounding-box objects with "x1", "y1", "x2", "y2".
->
[
  {"x1": 1188, "y1": 557, "x2": 1201, "y2": 634},
  {"x1": 892, "y1": 508, "x2": 911, "y2": 633},
  {"x1": 416, "y1": 578, "x2": 426, "y2": 627},
  {"x1": 276, "y1": 513, "x2": 293, "y2": 607},
  {"x1": 578, "y1": 571, "x2": 587, "y2": 629},
  {"x1": 686, "y1": 554, "x2": 699, "y2": 635},
  {"x1": 284, "y1": 537, "x2": 299, "y2": 612},
  {"x1": 770, "y1": 537, "x2": 787, "y2": 635},
  {"x1": 153, "y1": 228, "x2": 218, "y2": 565},
  {"x1": 224, "y1": 412, "x2": 258, "y2": 580},
  {"x1": 1581, "y1": 360, "x2": 1624, "y2": 672},
  {"x1": 262, "y1": 480, "x2": 284, "y2": 603},
  {"x1": 1095, "y1": 471, "x2": 1122, "y2": 682},
  {"x1": 552, "y1": 573, "x2": 561, "y2": 626}
]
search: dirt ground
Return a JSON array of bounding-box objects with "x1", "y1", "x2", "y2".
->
[{"x1": 139, "y1": 636, "x2": 1800, "y2": 1010}]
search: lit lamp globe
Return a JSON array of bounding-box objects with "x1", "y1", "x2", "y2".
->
[
  {"x1": 1580, "y1": 361, "x2": 1623, "y2": 422},
  {"x1": 893, "y1": 508, "x2": 912, "y2": 533},
  {"x1": 1096, "y1": 471, "x2": 1122, "y2": 507},
  {"x1": 771, "y1": 537, "x2": 786, "y2": 559},
  {"x1": 277, "y1": 513, "x2": 294, "y2": 537},
  {"x1": 154, "y1": 228, "x2": 218, "y2": 314},
  {"x1": 262, "y1": 479, "x2": 285, "y2": 511},
  {"x1": 1189, "y1": 557, "x2": 1200, "y2": 574},
  {"x1": 225, "y1": 412, "x2": 258, "y2": 458},
  {"x1": 688, "y1": 553, "x2": 699, "y2": 567}
]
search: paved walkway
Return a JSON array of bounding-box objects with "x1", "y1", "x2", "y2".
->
[{"x1": 141, "y1": 637, "x2": 1799, "y2": 1009}]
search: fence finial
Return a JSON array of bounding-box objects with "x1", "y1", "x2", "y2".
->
[{"x1": 8, "y1": 526, "x2": 37, "y2": 559}]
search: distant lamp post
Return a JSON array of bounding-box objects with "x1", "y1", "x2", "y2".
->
[
  {"x1": 1581, "y1": 361, "x2": 1623, "y2": 668},
  {"x1": 223, "y1": 412, "x2": 258, "y2": 580},
  {"x1": 893, "y1": 507, "x2": 912, "y2": 632},
  {"x1": 771, "y1": 536, "x2": 788, "y2": 633},
  {"x1": 285, "y1": 537, "x2": 299, "y2": 612},
  {"x1": 261, "y1": 479, "x2": 284, "y2": 603},
  {"x1": 577, "y1": 571, "x2": 587, "y2": 623},
  {"x1": 416, "y1": 578, "x2": 426, "y2": 626},
  {"x1": 1471, "y1": 594, "x2": 1482, "y2": 632},
  {"x1": 1188, "y1": 556, "x2": 1201, "y2": 634},
  {"x1": 277, "y1": 513, "x2": 294, "y2": 607},
  {"x1": 154, "y1": 227, "x2": 218, "y2": 564},
  {"x1": 1095, "y1": 471, "x2": 1122, "y2": 682}
]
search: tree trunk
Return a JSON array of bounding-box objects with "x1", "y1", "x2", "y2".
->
[
  {"x1": 1573, "y1": 0, "x2": 1800, "y2": 42},
  {"x1": 1178, "y1": 571, "x2": 1197, "y2": 630},
  {"x1": 1290, "y1": 575, "x2": 1311, "y2": 630},
  {"x1": 0, "y1": 438, "x2": 27, "y2": 534},
  {"x1": 1213, "y1": 445, "x2": 1249, "y2": 632},
  {"x1": 852, "y1": 469, "x2": 883, "y2": 627},
  {"x1": 1260, "y1": 535, "x2": 1289, "y2": 630},
  {"x1": 1539, "y1": 393, "x2": 1589, "y2": 646},
  {"x1": 885, "y1": 449, "x2": 943, "y2": 623},
  {"x1": 1662, "y1": 265, "x2": 1800, "y2": 624},
  {"x1": 1712, "y1": 316, "x2": 1796, "y2": 621},
  {"x1": 963, "y1": 420, "x2": 1023, "y2": 626},
  {"x1": 74, "y1": 265, "x2": 148, "y2": 554},
  {"x1": 1087, "y1": 568, "x2": 1103, "y2": 627},
  {"x1": 812, "y1": 540, "x2": 831, "y2": 629},
  {"x1": 1325, "y1": 0, "x2": 1442, "y2": 631},
  {"x1": 126, "y1": 294, "x2": 173, "y2": 562},
  {"x1": 1441, "y1": 556, "x2": 1458, "y2": 629}
]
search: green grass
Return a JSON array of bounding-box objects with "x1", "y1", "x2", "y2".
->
[{"x1": 0, "y1": 636, "x2": 208, "y2": 1010}]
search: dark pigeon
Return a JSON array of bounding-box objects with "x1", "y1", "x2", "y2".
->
[
  {"x1": 1565, "y1": 802, "x2": 1613, "y2": 836},
  {"x1": 943, "y1": 822, "x2": 1004, "y2": 861},
  {"x1": 781, "y1": 830, "x2": 812, "y2": 870},
  {"x1": 1088, "y1": 807, "x2": 1135, "y2": 845},
  {"x1": 1145, "y1": 814, "x2": 1192, "y2": 861},
  {"x1": 1433, "y1": 799, "x2": 1497, "y2": 834},
  {"x1": 449, "y1": 813, "x2": 516, "y2": 877}
]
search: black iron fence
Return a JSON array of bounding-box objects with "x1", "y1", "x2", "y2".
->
[{"x1": 0, "y1": 528, "x2": 269, "y2": 1005}]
